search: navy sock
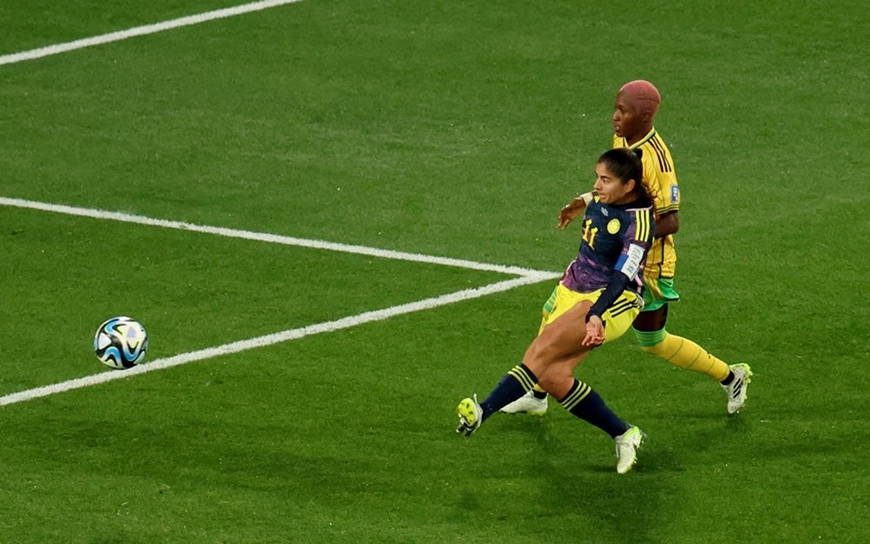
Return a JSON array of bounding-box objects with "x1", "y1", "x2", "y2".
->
[
  {"x1": 479, "y1": 364, "x2": 538, "y2": 422},
  {"x1": 532, "y1": 389, "x2": 548, "y2": 400},
  {"x1": 559, "y1": 379, "x2": 630, "y2": 438},
  {"x1": 720, "y1": 370, "x2": 735, "y2": 386}
]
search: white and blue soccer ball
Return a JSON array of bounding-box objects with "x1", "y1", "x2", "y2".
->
[{"x1": 94, "y1": 316, "x2": 149, "y2": 369}]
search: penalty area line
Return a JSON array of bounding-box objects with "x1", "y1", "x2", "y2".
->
[
  {"x1": 0, "y1": 0, "x2": 308, "y2": 67},
  {"x1": 0, "y1": 196, "x2": 556, "y2": 277},
  {"x1": 0, "y1": 274, "x2": 558, "y2": 407}
]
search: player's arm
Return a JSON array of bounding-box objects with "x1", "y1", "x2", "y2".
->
[
  {"x1": 650, "y1": 166, "x2": 679, "y2": 237},
  {"x1": 558, "y1": 191, "x2": 596, "y2": 230},
  {"x1": 583, "y1": 210, "x2": 653, "y2": 345},
  {"x1": 655, "y1": 210, "x2": 679, "y2": 238},
  {"x1": 585, "y1": 243, "x2": 644, "y2": 324}
]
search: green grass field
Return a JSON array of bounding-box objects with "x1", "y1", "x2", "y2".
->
[{"x1": 1, "y1": 1, "x2": 868, "y2": 542}]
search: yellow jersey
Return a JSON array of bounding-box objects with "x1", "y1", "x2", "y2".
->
[{"x1": 613, "y1": 128, "x2": 679, "y2": 279}]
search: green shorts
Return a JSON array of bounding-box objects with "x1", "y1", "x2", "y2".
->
[{"x1": 642, "y1": 277, "x2": 680, "y2": 312}]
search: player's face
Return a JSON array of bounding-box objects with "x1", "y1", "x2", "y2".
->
[
  {"x1": 613, "y1": 93, "x2": 648, "y2": 142},
  {"x1": 594, "y1": 162, "x2": 635, "y2": 205}
]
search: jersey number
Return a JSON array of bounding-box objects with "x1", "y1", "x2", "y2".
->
[{"x1": 581, "y1": 219, "x2": 598, "y2": 249}]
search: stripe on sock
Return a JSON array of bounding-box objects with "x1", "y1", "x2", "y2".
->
[
  {"x1": 507, "y1": 364, "x2": 537, "y2": 391},
  {"x1": 558, "y1": 379, "x2": 592, "y2": 410}
]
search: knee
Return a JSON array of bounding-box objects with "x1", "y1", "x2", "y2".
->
[{"x1": 537, "y1": 368, "x2": 567, "y2": 394}]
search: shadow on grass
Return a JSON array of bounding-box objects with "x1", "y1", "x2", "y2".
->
[{"x1": 448, "y1": 413, "x2": 670, "y2": 544}]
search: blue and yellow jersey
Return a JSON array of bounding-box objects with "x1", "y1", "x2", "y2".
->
[
  {"x1": 561, "y1": 197, "x2": 655, "y2": 300},
  {"x1": 613, "y1": 128, "x2": 678, "y2": 279}
]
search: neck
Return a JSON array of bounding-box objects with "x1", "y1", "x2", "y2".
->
[
  {"x1": 610, "y1": 193, "x2": 639, "y2": 207},
  {"x1": 624, "y1": 125, "x2": 653, "y2": 146}
]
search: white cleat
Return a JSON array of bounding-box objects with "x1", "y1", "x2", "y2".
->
[
  {"x1": 499, "y1": 390, "x2": 548, "y2": 415},
  {"x1": 722, "y1": 363, "x2": 753, "y2": 414},
  {"x1": 614, "y1": 425, "x2": 645, "y2": 474}
]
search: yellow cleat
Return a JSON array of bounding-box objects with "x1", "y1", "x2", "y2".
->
[{"x1": 456, "y1": 395, "x2": 483, "y2": 436}]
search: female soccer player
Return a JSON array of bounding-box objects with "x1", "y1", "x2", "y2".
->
[
  {"x1": 456, "y1": 147, "x2": 655, "y2": 474},
  {"x1": 503, "y1": 80, "x2": 751, "y2": 417}
]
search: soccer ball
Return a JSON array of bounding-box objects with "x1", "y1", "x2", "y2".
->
[{"x1": 94, "y1": 316, "x2": 149, "y2": 369}]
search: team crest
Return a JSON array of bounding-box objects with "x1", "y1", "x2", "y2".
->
[{"x1": 607, "y1": 219, "x2": 621, "y2": 234}]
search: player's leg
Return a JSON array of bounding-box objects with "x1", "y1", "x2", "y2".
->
[
  {"x1": 532, "y1": 294, "x2": 645, "y2": 473},
  {"x1": 527, "y1": 302, "x2": 624, "y2": 428},
  {"x1": 500, "y1": 285, "x2": 557, "y2": 414},
  {"x1": 633, "y1": 299, "x2": 751, "y2": 413},
  {"x1": 502, "y1": 284, "x2": 588, "y2": 415},
  {"x1": 458, "y1": 289, "x2": 592, "y2": 435},
  {"x1": 456, "y1": 362, "x2": 539, "y2": 436},
  {"x1": 540, "y1": 369, "x2": 644, "y2": 474},
  {"x1": 634, "y1": 275, "x2": 733, "y2": 380},
  {"x1": 498, "y1": 382, "x2": 549, "y2": 414}
]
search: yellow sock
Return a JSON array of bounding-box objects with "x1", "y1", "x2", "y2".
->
[{"x1": 636, "y1": 330, "x2": 730, "y2": 381}]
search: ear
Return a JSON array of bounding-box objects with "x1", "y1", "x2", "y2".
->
[{"x1": 625, "y1": 179, "x2": 637, "y2": 193}]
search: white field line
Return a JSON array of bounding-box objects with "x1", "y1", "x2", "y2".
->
[
  {"x1": 0, "y1": 274, "x2": 555, "y2": 407},
  {"x1": 0, "y1": 0, "x2": 307, "y2": 67},
  {"x1": 0, "y1": 197, "x2": 557, "y2": 277},
  {"x1": 0, "y1": 2, "x2": 559, "y2": 408}
]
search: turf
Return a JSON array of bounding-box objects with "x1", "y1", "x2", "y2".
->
[{"x1": 1, "y1": 1, "x2": 868, "y2": 542}]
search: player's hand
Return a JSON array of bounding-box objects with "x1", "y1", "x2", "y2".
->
[
  {"x1": 558, "y1": 198, "x2": 587, "y2": 230},
  {"x1": 582, "y1": 315, "x2": 605, "y2": 347}
]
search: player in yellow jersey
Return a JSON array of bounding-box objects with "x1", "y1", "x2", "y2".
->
[{"x1": 502, "y1": 80, "x2": 752, "y2": 416}]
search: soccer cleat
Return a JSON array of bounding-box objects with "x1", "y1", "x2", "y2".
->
[
  {"x1": 456, "y1": 395, "x2": 483, "y2": 436},
  {"x1": 499, "y1": 390, "x2": 548, "y2": 415},
  {"x1": 614, "y1": 425, "x2": 645, "y2": 474},
  {"x1": 722, "y1": 363, "x2": 753, "y2": 414}
]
